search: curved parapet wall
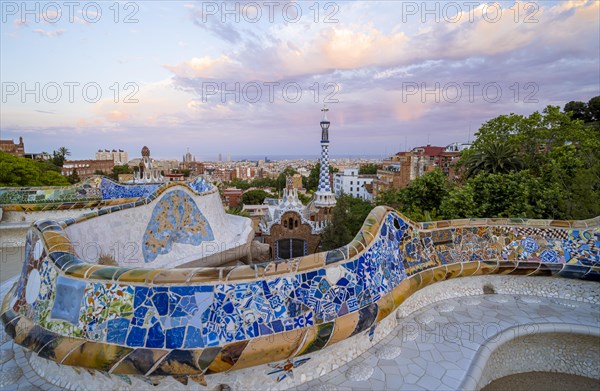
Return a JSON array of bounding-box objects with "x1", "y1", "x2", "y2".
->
[
  {"x1": 0, "y1": 176, "x2": 213, "y2": 211},
  {"x1": 59, "y1": 185, "x2": 253, "y2": 269},
  {"x1": 1, "y1": 207, "x2": 598, "y2": 377}
]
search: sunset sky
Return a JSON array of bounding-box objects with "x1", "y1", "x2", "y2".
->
[{"x1": 1, "y1": 1, "x2": 599, "y2": 160}]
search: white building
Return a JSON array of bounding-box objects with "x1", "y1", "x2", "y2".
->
[
  {"x1": 444, "y1": 142, "x2": 472, "y2": 152},
  {"x1": 96, "y1": 149, "x2": 128, "y2": 165},
  {"x1": 134, "y1": 146, "x2": 164, "y2": 183},
  {"x1": 333, "y1": 168, "x2": 374, "y2": 202}
]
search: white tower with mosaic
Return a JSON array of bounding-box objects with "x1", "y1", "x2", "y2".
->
[{"x1": 314, "y1": 105, "x2": 337, "y2": 208}]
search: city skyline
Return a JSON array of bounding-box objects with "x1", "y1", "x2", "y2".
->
[{"x1": 1, "y1": 1, "x2": 599, "y2": 160}]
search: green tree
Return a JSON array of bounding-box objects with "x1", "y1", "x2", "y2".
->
[
  {"x1": 242, "y1": 189, "x2": 273, "y2": 205},
  {"x1": 0, "y1": 152, "x2": 70, "y2": 187},
  {"x1": 58, "y1": 146, "x2": 70, "y2": 159},
  {"x1": 51, "y1": 147, "x2": 71, "y2": 167},
  {"x1": 375, "y1": 169, "x2": 449, "y2": 221},
  {"x1": 297, "y1": 192, "x2": 313, "y2": 204},
  {"x1": 304, "y1": 163, "x2": 339, "y2": 191},
  {"x1": 67, "y1": 168, "x2": 80, "y2": 184},
  {"x1": 408, "y1": 101, "x2": 600, "y2": 221},
  {"x1": 463, "y1": 140, "x2": 523, "y2": 178},
  {"x1": 359, "y1": 163, "x2": 379, "y2": 175},
  {"x1": 320, "y1": 194, "x2": 375, "y2": 251},
  {"x1": 564, "y1": 100, "x2": 591, "y2": 122},
  {"x1": 111, "y1": 164, "x2": 132, "y2": 181},
  {"x1": 275, "y1": 166, "x2": 298, "y2": 191},
  {"x1": 439, "y1": 184, "x2": 476, "y2": 220},
  {"x1": 226, "y1": 207, "x2": 250, "y2": 217},
  {"x1": 588, "y1": 96, "x2": 600, "y2": 122}
]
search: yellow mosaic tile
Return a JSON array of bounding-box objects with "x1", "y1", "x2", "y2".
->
[
  {"x1": 62, "y1": 342, "x2": 133, "y2": 372},
  {"x1": 206, "y1": 341, "x2": 249, "y2": 373},
  {"x1": 431, "y1": 265, "x2": 448, "y2": 283},
  {"x1": 62, "y1": 263, "x2": 93, "y2": 279},
  {"x1": 476, "y1": 262, "x2": 498, "y2": 275},
  {"x1": 391, "y1": 278, "x2": 419, "y2": 307},
  {"x1": 42, "y1": 232, "x2": 74, "y2": 253},
  {"x1": 496, "y1": 261, "x2": 518, "y2": 275},
  {"x1": 326, "y1": 311, "x2": 360, "y2": 346},
  {"x1": 38, "y1": 336, "x2": 85, "y2": 363},
  {"x1": 445, "y1": 262, "x2": 463, "y2": 279},
  {"x1": 152, "y1": 269, "x2": 194, "y2": 284},
  {"x1": 117, "y1": 268, "x2": 154, "y2": 283},
  {"x1": 296, "y1": 253, "x2": 326, "y2": 272},
  {"x1": 376, "y1": 292, "x2": 395, "y2": 322},
  {"x1": 225, "y1": 266, "x2": 258, "y2": 281},
  {"x1": 110, "y1": 349, "x2": 170, "y2": 375},
  {"x1": 187, "y1": 268, "x2": 222, "y2": 283},
  {"x1": 12, "y1": 317, "x2": 35, "y2": 346},
  {"x1": 435, "y1": 220, "x2": 451, "y2": 229},
  {"x1": 417, "y1": 268, "x2": 434, "y2": 289},
  {"x1": 458, "y1": 261, "x2": 480, "y2": 277},
  {"x1": 550, "y1": 220, "x2": 571, "y2": 228},
  {"x1": 232, "y1": 329, "x2": 305, "y2": 371}
]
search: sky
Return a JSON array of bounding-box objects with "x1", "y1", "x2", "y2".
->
[{"x1": 1, "y1": 0, "x2": 599, "y2": 160}]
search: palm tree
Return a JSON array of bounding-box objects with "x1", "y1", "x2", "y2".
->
[
  {"x1": 465, "y1": 141, "x2": 523, "y2": 178},
  {"x1": 57, "y1": 147, "x2": 70, "y2": 158}
]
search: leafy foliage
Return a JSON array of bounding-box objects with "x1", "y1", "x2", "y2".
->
[
  {"x1": 375, "y1": 100, "x2": 600, "y2": 221},
  {"x1": 304, "y1": 163, "x2": 339, "y2": 191},
  {"x1": 224, "y1": 177, "x2": 278, "y2": 191},
  {"x1": 320, "y1": 194, "x2": 372, "y2": 251},
  {"x1": 50, "y1": 147, "x2": 70, "y2": 167},
  {"x1": 241, "y1": 189, "x2": 274, "y2": 205},
  {"x1": 297, "y1": 192, "x2": 313, "y2": 204},
  {"x1": 375, "y1": 169, "x2": 448, "y2": 221},
  {"x1": 0, "y1": 151, "x2": 70, "y2": 187},
  {"x1": 359, "y1": 163, "x2": 379, "y2": 175},
  {"x1": 110, "y1": 164, "x2": 133, "y2": 181},
  {"x1": 226, "y1": 207, "x2": 250, "y2": 217},
  {"x1": 463, "y1": 140, "x2": 522, "y2": 178}
]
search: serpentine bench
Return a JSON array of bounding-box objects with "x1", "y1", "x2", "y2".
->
[{"x1": 1, "y1": 204, "x2": 598, "y2": 383}]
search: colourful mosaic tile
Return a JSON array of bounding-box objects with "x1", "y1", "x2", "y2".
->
[
  {"x1": 142, "y1": 190, "x2": 214, "y2": 263},
  {"x1": 1, "y1": 206, "x2": 598, "y2": 376},
  {"x1": 0, "y1": 175, "x2": 214, "y2": 211}
]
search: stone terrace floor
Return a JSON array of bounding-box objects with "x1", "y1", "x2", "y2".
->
[
  {"x1": 293, "y1": 292, "x2": 599, "y2": 390},
  {"x1": 0, "y1": 275, "x2": 598, "y2": 390}
]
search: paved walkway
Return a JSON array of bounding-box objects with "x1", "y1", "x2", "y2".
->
[
  {"x1": 1, "y1": 275, "x2": 598, "y2": 390},
  {"x1": 295, "y1": 293, "x2": 599, "y2": 390}
]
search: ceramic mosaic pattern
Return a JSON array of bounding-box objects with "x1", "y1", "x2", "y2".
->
[
  {"x1": 0, "y1": 175, "x2": 213, "y2": 210},
  {"x1": 267, "y1": 357, "x2": 311, "y2": 382},
  {"x1": 187, "y1": 176, "x2": 213, "y2": 193},
  {"x1": 1, "y1": 208, "x2": 598, "y2": 377},
  {"x1": 142, "y1": 190, "x2": 215, "y2": 263},
  {"x1": 99, "y1": 178, "x2": 159, "y2": 200},
  {"x1": 78, "y1": 282, "x2": 134, "y2": 341}
]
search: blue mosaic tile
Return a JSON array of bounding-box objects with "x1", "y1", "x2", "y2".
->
[
  {"x1": 146, "y1": 322, "x2": 165, "y2": 348},
  {"x1": 18, "y1": 209, "x2": 595, "y2": 353},
  {"x1": 100, "y1": 178, "x2": 159, "y2": 200},
  {"x1": 151, "y1": 292, "x2": 169, "y2": 316},
  {"x1": 166, "y1": 326, "x2": 186, "y2": 349},
  {"x1": 50, "y1": 276, "x2": 86, "y2": 324},
  {"x1": 126, "y1": 326, "x2": 147, "y2": 347},
  {"x1": 107, "y1": 318, "x2": 130, "y2": 344},
  {"x1": 184, "y1": 326, "x2": 204, "y2": 348},
  {"x1": 187, "y1": 176, "x2": 213, "y2": 193}
]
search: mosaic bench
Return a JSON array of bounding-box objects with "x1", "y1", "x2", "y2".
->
[
  {"x1": 0, "y1": 175, "x2": 212, "y2": 211},
  {"x1": 1, "y1": 206, "x2": 598, "y2": 383}
]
